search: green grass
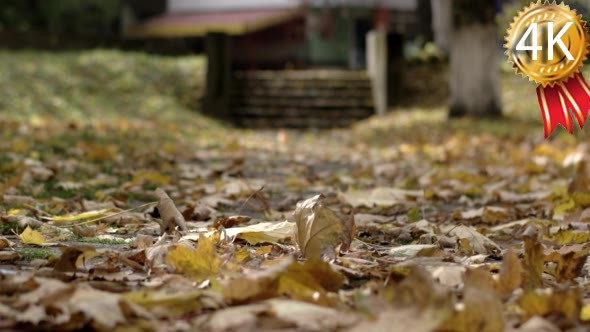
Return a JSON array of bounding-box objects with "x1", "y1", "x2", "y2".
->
[
  {"x1": 16, "y1": 248, "x2": 56, "y2": 261},
  {"x1": 0, "y1": 222, "x2": 23, "y2": 235},
  {"x1": 0, "y1": 49, "x2": 211, "y2": 124}
]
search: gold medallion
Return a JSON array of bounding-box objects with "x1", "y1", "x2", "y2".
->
[{"x1": 505, "y1": 1, "x2": 589, "y2": 87}]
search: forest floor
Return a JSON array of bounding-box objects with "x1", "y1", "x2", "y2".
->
[{"x1": 1, "y1": 51, "x2": 590, "y2": 331}]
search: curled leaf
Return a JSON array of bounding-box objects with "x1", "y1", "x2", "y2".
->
[
  {"x1": 293, "y1": 195, "x2": 343, "y2": 259},
  {"x1": 156, "y1": 188, "x2": 188, "y2": 234},
  {"x1": 496, "y1": 247, "x2": 523, "y2": 295}
]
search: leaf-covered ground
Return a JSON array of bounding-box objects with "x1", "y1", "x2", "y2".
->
[{"x1": 2, "y1": 51, "x2": 590, "y2": 331}]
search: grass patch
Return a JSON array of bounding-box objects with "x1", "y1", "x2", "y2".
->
[
  {"x1": 74, "y1": 236, "x2": 130, "y2": 245},
  {"x1": 16, "y1": 248, "x2": 56, "y2": 261},
  {"x1": 0, "y1": 222, "x2": 24, "y2": 235}
]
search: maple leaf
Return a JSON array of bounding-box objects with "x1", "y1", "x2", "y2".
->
[{"x1": 166, "y1": 234, "x2": 221, "y2": 278}]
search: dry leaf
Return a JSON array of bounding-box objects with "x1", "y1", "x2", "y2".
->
[
  {"x1": 339, "y1": 212, "x2": 356, "y2": 252},
  {"x1": 18, "y1": 226, "x2": 45, "y2": 245},
  {"x1": 518, "y1": 288, "x2": 581, "y2": 328},
  {"x1": 446, "y1": 225, "x2": 500, "y2": 255},
  {"x1": 544, "y1": 244, "x2": 590, "y2": 282},
  {"x1": 156, "y1": 188, "x2": 188, "y2": 234},
  {"x1": 166, "y1": 234, "x2": 220, "y2": 278},
  {"x1": 225, "y1": 221, "x2": 295, "y2": 245},
  {"x1": 182, "y1": 221, "x2": 296, "y2": 245},
  {"x1": 0, "y1": 251, "x2": 19, "y2": 262},
  {"x1": 223, "y1": 257, "x2": 344, "y2": 306},
  {"x1": 523, "y1": 235, "x2": 544, "y2": 288},
  {"x1": 53, "y1": 246, "x2": 98, "y2": 272},
  {"x1": 339, "y1": 187, "x2": 423, "y2": 208},
  {"x1": 496, "y1": 247, "x2": 523, "y2": 295},
  {"x1": 0, "y1": 236, "x2": 15, "y2": 249},
  {"x1": 442, "y1": 268, "x2": 504, "y2": 332},
  {"x1": 47, "y1": 209, "x2": 112, "y2": 224},
  {"x1": 293, "y1": 195, "x2": 343, "y2": 259},
  {"x1": 213, "y1": 215, "x2": 251, "y2": 229}
]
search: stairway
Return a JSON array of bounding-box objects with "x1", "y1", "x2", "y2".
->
[{"x1": 231, "y1": 70, "x2": 374, "y2": 128}]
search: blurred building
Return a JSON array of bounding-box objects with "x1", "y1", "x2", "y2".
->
[
  {"x1": 123, "y1": 0, "x2": 421, "y2": 126},
  {"x1": 123, "y1": 0, "x2": 418, "y2": 69}
]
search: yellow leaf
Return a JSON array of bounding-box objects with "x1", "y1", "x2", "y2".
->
[
  {"x1": 19, "y1": 226, "x2": 45, "y2": 245},
  {"x1": 132, "y1": 170, "x2": 171, "y2": 186},
  {"x1": 166, "y1": 234, "x2": 220, "y2": 278},
  {"x1": 580, "y1": 305, "x2": 590, "y2": 321},
  {"x1": 234, "y1": 247, "x2": 251, "y2": 262},
  {"x1": 519, "y1": 288, "x2": 581, "y2": 325},
  {"x1": 49, "y1": 209, "x2": 113, "y2": 223},
  {"x1": 8, "y1": 209, "x2": 23, "y2": 216},
  {"x1": 123, "y1": 289, "x2": 204, "y2": 317},
  {"x1": 554, "y1": 198, "x2": 576, "y2": 216},
  {"x1": 551, "y1": 230, "x2": 590, "y2": 245}
]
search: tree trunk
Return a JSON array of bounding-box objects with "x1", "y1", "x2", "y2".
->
[{"x1": 449, "y1": 0, "x2": 501, "y2": 118}]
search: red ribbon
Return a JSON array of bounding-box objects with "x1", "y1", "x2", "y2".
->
[{"x1": 536, "y1": 73, "x2": 590, "y2": 138}]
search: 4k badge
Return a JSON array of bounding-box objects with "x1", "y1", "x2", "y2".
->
[{"x1": 506, "y1": 1, "x2": 590, "y2": 137}]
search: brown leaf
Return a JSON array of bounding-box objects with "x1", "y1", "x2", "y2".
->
[
  {"x1": 293, "y1": 194, "x2": 343, "y2": 259},
  {"x1": 54, "y1": 246, "x2": 97, "y2": 272},
  {"x1": 213, "y1": 215, "x2": 251, "y2": 229},
  {"x1": 442, "y1": 267, "x2": 504, "y2": 332},
  {"x1": 544, "y1": 244, "x2": 590, "y2": 282},
  {"x1": 155, "y1": 188, "x2": 188, "y2": 234},
  {"x1": 522, "y1": 235, "x2": 544, "y2": 288},
  {"x1": 496, "y1": 247, "x2": 522, "y2": 295},
  {"x1": 339, "y1": 211, "x2": 356, "y2": 252},
  {"x1": 0, "y1": 251, "x2": 19, "y2": 262}
]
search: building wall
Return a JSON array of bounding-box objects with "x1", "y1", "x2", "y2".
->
[
  {"x1": 168, "y1": 0, "x2": 298, "y2": 13},
  {"x1": 306, "y1": 7, "x2": 373, "y2": 68}
]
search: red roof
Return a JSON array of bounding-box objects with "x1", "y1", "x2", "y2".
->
[{"x1": 124, "y1": 9, "x2": 303, "y2": 38}]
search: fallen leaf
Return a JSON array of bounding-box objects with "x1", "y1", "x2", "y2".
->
[
  {"x1": 166, "y1": 234, "x2": 220, "y2": 278},
  {"x1": 18, "y1": 226, "x2": 45, "y2": 245},
  {"x1": 293, "y1": 195, "x2": 343, "y2": 259},
  {"x1": 445, "y1": 225, "x2": 500, "y2": 255},
  {"x1": 156, "y1": 188, "x2": 188, "y2": 234},
  {"x1": 182, "y1": 221, "x2": 296, "y2": 245},
  {"x1": 226, "y1": 221, "x2": 295, "y2": 245},
  {"x1": 442, "y1": 267, "x2": 504, "y2": 332},
  {"x1": 223, "y1": 257, "x2": 343, "y2": 306},
  {"x1": 0, "y1": 236, "x2": 15, "y2": 249},
  {"x1": 0, "y1": 251, "x2": 19, "y2": 262},
  {"x1": 523, "y1": 235, "x2": 544, "y2": 288},
  {"x1": 496, "y1": 247, "x2": 522, "y2": 295},
  {"x1": 389, "y1": 244, "x2": 439, "y2": 258},
  {"x1": 544, "y1": 244, "x2": 589, "y2": 282},
  {"x1": 53, "y1": 246, "x2": 98, "y2": 272},
  {"x1": 213, "y1": 215, "x2": 251, "y2": 229},
  {"x1": 47, "y1": 209, "x2": 112, "y2": 224},
  {"x1": 339, "y1": 187, "x2": 423, "y2": 208},
  {"x1": 518, "y1": 288, "x2": 581, "y2": 328}
]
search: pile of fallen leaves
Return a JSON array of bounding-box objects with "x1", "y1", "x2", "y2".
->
[{"x1": 2, "y1": 107, "x2": 590, "y2": 331}]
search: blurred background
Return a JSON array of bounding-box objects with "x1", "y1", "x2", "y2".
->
[{"x1": 1, "y1": 0, "x2": 590, "y2": 127}]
